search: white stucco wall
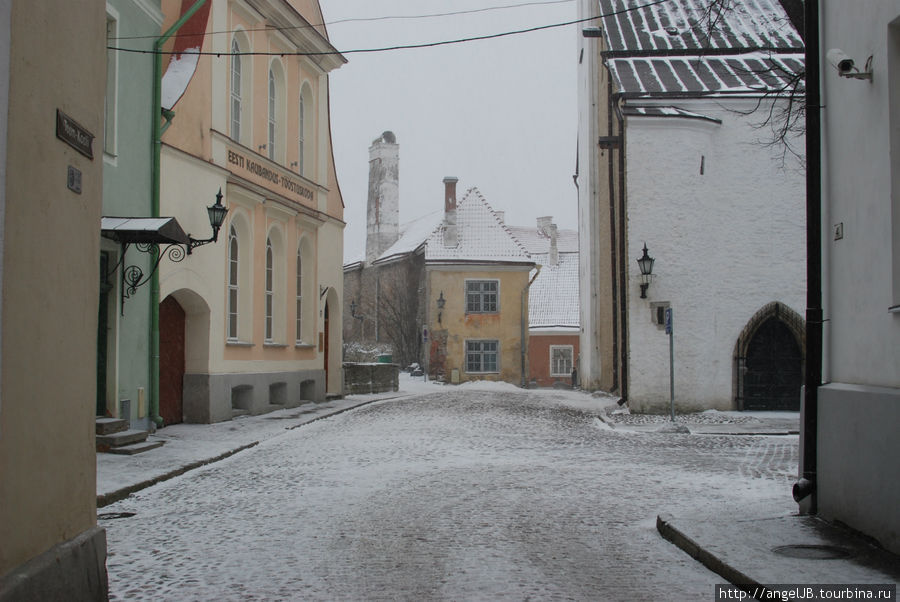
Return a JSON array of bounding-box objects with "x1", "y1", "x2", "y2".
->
[
  {"x1": 576, "y1": 0, "x2": 606, "y2": 390},
  {"x1": 821, "y1": 2, "x2": 900, "y2": 388},
  {"x1": 625, "y1": 100, "x2": 806, "y2": 411},
  {"x1": 816, "y1": 0, "x2": 900, "y2": 555}
]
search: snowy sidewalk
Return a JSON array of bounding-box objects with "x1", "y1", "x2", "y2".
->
[{"x1": 658, "y1": 513, "x2": 900, "y2": 594}]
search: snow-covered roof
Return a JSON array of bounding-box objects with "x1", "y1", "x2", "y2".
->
[
  {"x1": 529, "y1": 252, "x2": 580, "y2": 329},
  {"x1": 373, "y1": 210, "x2": 442, "y2": 265},
  {"x1": 506, "y1": 226, "x2": 579, "y2": 255},
  {"x1": 600, "y1": 0, "x2": 804, "y2": 98},
  {"x1": 424, "y1": 188, "x2": 532, "y2": 265},
  {"x1": 621, "y1": 105, "x2": 722, "y2": 123}
]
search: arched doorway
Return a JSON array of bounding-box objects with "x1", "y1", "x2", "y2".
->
[
  {"x1": 160, "y1": 295, "x2": 186, "y2": 425},
  {"x1": 734, "y1": 302, "x2": 805, "y2": 411}
]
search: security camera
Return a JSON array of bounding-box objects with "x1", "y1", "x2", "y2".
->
[{"x1": 826, "y1": 48, "x2": 855, "y2": 75}]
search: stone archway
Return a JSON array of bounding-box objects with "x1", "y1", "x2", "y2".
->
[{"x1": 734, "y1": 302, "x2": 805, "y2": 411}]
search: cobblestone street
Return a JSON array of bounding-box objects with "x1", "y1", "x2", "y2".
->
[{"x1": 102, "y1": 388, "x2": 798, "y2": 601}]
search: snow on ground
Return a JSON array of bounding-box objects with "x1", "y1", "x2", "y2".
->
[{"x1": 101, "y1": 385, "x2": 799, "y2": 600}]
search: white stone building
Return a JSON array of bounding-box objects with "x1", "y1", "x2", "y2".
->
[
  {"x1": 576, "y1": 0, "x2": 807, "y2": 411},
  {"x1": 811, "y1": 0, "x2": 900, "y2": 554}
]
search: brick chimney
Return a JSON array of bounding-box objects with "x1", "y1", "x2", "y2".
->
[{"x1": 443, "y1": 176, "x2": 458, "y2": 247}]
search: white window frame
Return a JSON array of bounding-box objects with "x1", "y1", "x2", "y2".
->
[
  {"x1": 297, "y1": 92, "x2": 305, "y2": 175},
  {"x1": 295, "y1": 245, "x2": 303, "y2": 343},
  {"x1": 267, "y1": 68, "x2": 276, "y2": 161},
  {"x1": 466, "y1": 339, "x2": 499, "y2": 374},
  {"x1": 230, "y1": 37, "x2": 242, "y2": 142},
  {"x1": 104, "y1": 12, "x2": 118, "y2": 156},
  {"x1": 465, "y1": 279, "x2": 499, "y2": 314},
  {"x1": 227, "y1": 225, "x2": 239, "y2": 340},
  {"x1": 265, "y1": 237, "x2": 274, "y2": 342},
  {"x1": 549, "y1": 345, "x2": 574, "y2": 377}
]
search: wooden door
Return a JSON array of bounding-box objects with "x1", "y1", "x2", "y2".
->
[{"x1": 159, "y1": 295, "x2": 186, "y2": 425}]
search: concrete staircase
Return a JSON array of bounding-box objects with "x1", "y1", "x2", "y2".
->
[{"x1": 95, "y1": 418, "x2": 164, "y2": 455}]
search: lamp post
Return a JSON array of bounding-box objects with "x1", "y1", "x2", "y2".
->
[
  {"x1": 637, "y1": 243, "x2": 655, "y2": 298},
  {"x1": 436, "y1": 290, "x2": 446, "y2": 324}
]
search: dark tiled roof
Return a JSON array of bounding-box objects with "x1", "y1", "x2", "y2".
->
[{"x1": 599, "y1": 0, "x2": 804, "y2": 97}]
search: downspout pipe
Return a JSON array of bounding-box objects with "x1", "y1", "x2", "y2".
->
[
  {"x1": 521, "y1": 265, "x2": 542, "y2": 388},
  {"x1": 794, "y1": 0, "x2": 822, "y2": 512},
  {"x1": 149, "y1": 0, "x2": 210, "y2": 427}
]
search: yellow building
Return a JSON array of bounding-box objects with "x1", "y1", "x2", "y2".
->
[
  {"x1": 424, "y1": 180, "x2": 535, "y2": 385},
  {"x1": 157, "y1": 0, "x2": 345, "y2": 423},
  {"x1": 0, "y1": 1, "x2": 109, "y2": 598}
]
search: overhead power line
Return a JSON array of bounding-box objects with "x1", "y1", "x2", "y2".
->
[
  {"x1": 108, "y1": 0, "x2": 669, "y2": 57},
  {"x1": 111, "y1": 0, "x2": 577, "y2": 42}
]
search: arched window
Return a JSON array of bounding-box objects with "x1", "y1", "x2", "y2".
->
[
  {"x1": 295, "y1": 246, "x2": 303, "y2": 342},
  {"x1": 265, "y1": 237, "x2": 274, "y2": 341},
  {"x1": 297, "y1": 94, "x2": 304, "y2": 175},
  {"x1": 230, "y1": 37, "x2": 242, "y2": 141},
  {"x1": 268, "y1": 69, "x2": 276, "y2": 161},
  {"x1": 298, "y1": 83, "x2": 313, "y2": 178},
  {"x1": 227, "y1": 225, "x2": 239, "y2": 340}
]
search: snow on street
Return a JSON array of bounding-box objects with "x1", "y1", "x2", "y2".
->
[{"x1": 101, "y1": 385, "x2": 798, "y2": 601}]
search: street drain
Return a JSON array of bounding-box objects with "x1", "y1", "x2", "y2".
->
[
  {"x1": 772, "y1": 544, "x2": 853, "y2": 560},
  {"x1": 98, "y1": 512, "x2": 136, "y2": 520}
]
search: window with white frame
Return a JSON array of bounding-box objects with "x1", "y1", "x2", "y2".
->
[
  {"x1": 265, "y1": 237, "x2": 274, "y2": 341},
  {"x1": 230, "y1": 37, "x2": 242, "y2": 141},
  {"x1": 295, "y1": 246, "x2": 303, "y2": 342},
  {"x1": 227, "y1": 225, "x2": 239, "y2": 340},
  {"x1": 466, "y1": 280, "x2": 499, "y2": 313},
  {"x1": 466, "y1": 340, "x2": 499, "y2": 373},
  {"x1": 104, "y1": 15, "x2": 118, "y2": 155},
  {"x1": 550, "y1": 345, "x2": 574, "y2": 377},
  {"x1": 267, "y1": 69, "x2": 276, "y2": 161},
  {"x1": 297, "y1": 93, "x2": 305, "y2": 175}
]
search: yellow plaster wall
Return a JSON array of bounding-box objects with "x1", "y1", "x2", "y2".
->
[
  {"x1": 428, "y1": 268, "x2": 531, "y2": 384},
  {"x1": 0, "y1": 0, "x2": 105, "y2": 575}
]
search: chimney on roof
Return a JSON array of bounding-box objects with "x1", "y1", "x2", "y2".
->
[
  {"x1": 365, "y1": 131, "x2": 400, "y2": 263},
  {"x1": 549, "y1": 223, "x2": 559, "y2": 267},
  {"x1": 537, "y1": 216, "x2": 553, "y2": 237},
  {"x1": 443, "y1": 176, "x2": 458, "y2": 248},
  {"x1": 495, "y1": 211, "x2": 505, "y2": 224}
]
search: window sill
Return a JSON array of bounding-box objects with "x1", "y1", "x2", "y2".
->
[
  {"x1": 295, "y1": 342, "x2": 315, "y2": 349},
  {"x1": 226, "y1": 340, "x2": 254, "y2": 347},
  {"x1": 465, "y1": 371, "x2": 500, "y2": 375},
  {"x1": 264, "y1": 342, "x2": 289, "y2": 348}
]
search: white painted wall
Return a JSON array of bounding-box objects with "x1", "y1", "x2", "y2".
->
[
  {"x1": 624, "y1": 100, "x2": 806, "y2": 411},
  {"x1": 821, "y1": 1, "x2": 900, "y2": 388},
  {"x1": 575, "y1": 0, "x2": 604, "y2": 390},
  {"x1": 817, "y1": 0, "x2": 900, "y2": 555}
]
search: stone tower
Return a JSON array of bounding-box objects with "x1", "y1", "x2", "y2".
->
[{"x1": 365, "y1": 131, "x2": 400, "y2": 263}]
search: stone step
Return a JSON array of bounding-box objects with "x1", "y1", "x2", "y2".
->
[
  {"x1": 95, "y1": 417, "x2": 128, "y2": 435},
  {"x1": 105, "y1": 440, "x2": 165, "y2": 455},
  {"x1": 96, "y1": 429, "x2": 148, "y2": 451},
  {"x1": 232, "y1": 408, "x2": 250, "y2": 419}
]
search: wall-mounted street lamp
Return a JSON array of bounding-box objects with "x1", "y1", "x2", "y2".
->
[
  {"x1": 436, "y1": 290, "x2": 446, "y2": 324},
  {"x1": 101, "y1": 188, "x2": 229, "y2": 310},
  {"x1": 637, "y1": 242, "x2": 655, "y2": 299}
]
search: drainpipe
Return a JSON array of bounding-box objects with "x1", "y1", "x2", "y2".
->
[
  {"x1": 794, "y1": 0, "x2": 822, "y2": 513},
  {"x1": 521, "y1": 265, "x2": 541, "y2": 388},
  {"x1": 149, "y1": 0, "x2": 210, "y2": 427}
]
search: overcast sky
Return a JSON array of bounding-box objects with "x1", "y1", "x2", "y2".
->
[{"x1": 319, "y1": 0, "x2": 579, "y2": 262}]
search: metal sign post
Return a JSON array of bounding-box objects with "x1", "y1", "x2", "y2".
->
[{"x1": 665, "y1": 308, "x2": 675, "y2": 422}]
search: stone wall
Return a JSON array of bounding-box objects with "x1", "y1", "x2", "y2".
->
[{"x1": 343, "y1": 363, "x2": 399, "y2": 395}]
